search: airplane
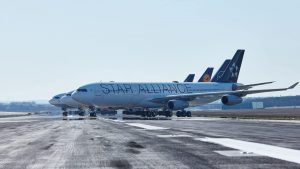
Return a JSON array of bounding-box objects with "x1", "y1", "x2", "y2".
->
[
  {"x1": 60, "y1": 91, "x2": 89, "y2": 116},
  {"x1": 71, "y1": 49, "x2": 298, "y2": 118},
  {"x1": 49, "y1": 93, "x2": 73, "y2": 115},
  {"x1": 50, "y1": 60, "x2": 226, "y2": 117}
]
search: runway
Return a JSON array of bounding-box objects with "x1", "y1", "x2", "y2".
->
[{"x1": 0, "y1": 115, "x2": 300, "y2": 169}]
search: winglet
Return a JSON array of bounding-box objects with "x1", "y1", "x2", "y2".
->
[{"x1": 288, "y1": 82, "x2": 299, "y2": 89}]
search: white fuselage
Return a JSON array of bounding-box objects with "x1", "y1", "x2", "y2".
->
[{"x1": 72, "y1": 82, "x2": 234, "y2": 109}]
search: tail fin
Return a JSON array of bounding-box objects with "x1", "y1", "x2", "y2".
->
[
  {"x1": 198, "y1": 67, "x2": 214, "y2": 82},
  {"x1": 211, "y1": 59, "x2": 231, "y2": 82},
  {"x1": 216, "y1": 49, "x2": 245, "y2": 83},
  {"x1": 184, "y1": 74, "x2": 195, "y2": 82}
]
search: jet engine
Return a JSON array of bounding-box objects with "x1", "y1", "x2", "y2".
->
[
  {"x1": 221, "y1": 95, "x2": 243, "y2": 106},
  {"x1": 167, "y1": 100, "x2": 189, "y2": 110}
]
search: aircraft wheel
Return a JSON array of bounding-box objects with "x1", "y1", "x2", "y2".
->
[
  {"x1": 79, "y1": 111, "x2": 85, "y2": 116},
  {"x1": 186, "y1": 111, "x2": 192, "y2": 117},
  {"x1": 153, "y1": 111, "x2": 157, "y2": 117},
  {"x1": 165, "y1": 111, "x2": 173, "y2": 117},
  {"x1": 151, "y1": 111, "x2": 157, "y2": 117},
  {"x1": 144, "y1": 111, "x2": 149, "y2": 117},
  {"x1": 181, "y1": 111, "x2": 187, "y2": 117},
  {"x1": 149, "y1": 111, "x2": 154, "y2": 117},
  {"x1": 63, "y1": 112, "x2": 68, "y2": 116},
  {"x1": 176, "y1": 111, "x2": 182, "y2": 117},
  {"x1": 90, "y1": 112, "x2": 97, "y2": 117}
]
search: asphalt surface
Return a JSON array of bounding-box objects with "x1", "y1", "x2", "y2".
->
[
  {"x1": 191, "y1": 108, "x2": 300, "y2": 120},
  {"x1": 0, "y1": 115, "x2": 300, "y2": 169}
]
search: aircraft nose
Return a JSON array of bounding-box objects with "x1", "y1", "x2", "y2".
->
[{"x1": 49, "y1": 99, "x2": 55, "y2": 105}]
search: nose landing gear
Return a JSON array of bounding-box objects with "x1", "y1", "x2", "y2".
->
[
  {"x1": 62, "y1": 111, "x2": 68, "y2": 116},
  {"x1": 89, "y1": 107, "x2": 97, "y2": 117}
]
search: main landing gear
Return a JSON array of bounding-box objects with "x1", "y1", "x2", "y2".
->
[
  {"x1": 78, "y1": 111, "x2": 85, "y2": 116},
  {"x1": 176, "y1": 110, "x2": 192, "y2": 117},
  {"x1": 90, "y1": 112, "x2": 97, "y2": 117},
  {"x1": 62, "y1": 108, "x2": 68, "y2": 116},
  {"x1": 164, "y1": 111, "x2": 173, "y2": 117},
  {"x1": 89, "y1": 107, "x2": 97, "y2": 117}
]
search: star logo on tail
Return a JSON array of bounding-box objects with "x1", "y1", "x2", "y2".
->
[{"x1": 229, "y1": 63, "x2": 239, "y2": 78}]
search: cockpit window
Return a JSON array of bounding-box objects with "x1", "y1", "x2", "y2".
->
[
  {"x1": 77, "y1": 88, "x2": 87, "y2": 92},
  {"x1": 66, "y1": 93, "x2": 71, "y2": 96},
  {"x1": 54, "y1": 96, "x2": 60, "y2": 99}
]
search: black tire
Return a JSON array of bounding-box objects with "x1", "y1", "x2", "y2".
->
[
  {"x1": 186, "y1": 111, "x2": 192, "y2": 117},
  {"x1": 63, "y1": 112, "x2": 68, "y2": 116},
  {"x1": 176, "y1": 111, "x2": 181, "y2": 117},
  {"x1": 151, "y1": 111, "x2": 156, "y2": 117},
  {"x1": 90, "y1": 112, "x2": 97, "y2": 117},
  {"x1": 165, "y1": 111, "x2": 173, "y2": 117},
  {"x1": 145, "y1": 111, "x2": 150, "y2": 117}
]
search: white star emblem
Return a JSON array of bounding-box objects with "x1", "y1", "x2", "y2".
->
[{"x1": 229, "y1": 63, "x2": 239, "y2": 78}]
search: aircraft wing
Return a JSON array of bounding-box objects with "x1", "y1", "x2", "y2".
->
[
  {"x1": 233, "y1": 81, "x2": 275, "y2": 90},
  {"x1": 151, "y1": 82, "x2": 298, "y2": 103}
]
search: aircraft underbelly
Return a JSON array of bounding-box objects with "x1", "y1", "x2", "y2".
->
[{"x1": 189, "y1": 97, "x2": 220, "y2": 107}]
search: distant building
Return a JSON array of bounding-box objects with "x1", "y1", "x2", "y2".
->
[{"x1": 0, "y1": 102, "x2": 60, "y2": 113}]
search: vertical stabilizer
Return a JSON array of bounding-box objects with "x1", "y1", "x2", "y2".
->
[{"x1": 198, "y1": 67, "x2": 214, "y2": 82}]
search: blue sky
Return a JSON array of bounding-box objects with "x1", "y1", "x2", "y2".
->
[{"x1": 0, "y1": 0, "x2": 299, "y2": 101}]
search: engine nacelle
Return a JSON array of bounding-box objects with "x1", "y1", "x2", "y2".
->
[
  {"x1": 221, "y1": 95, "x2": 243, "y2": 106},
  {"x1": 167, "y1": 100, "x2": 189, "y2": 110}
]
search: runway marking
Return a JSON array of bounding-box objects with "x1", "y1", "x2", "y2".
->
[
  {"x1": 197, "y1": 137, "x2": 300, "y2": 164},
  {"x1": 113, "y1": 120, "x2": 125, "y2": 123},
  {"x1": 173, "y1": 117, "x2": 223, "y2": 121},
  {"x1": 214, "y1": 150, "x2": 261, "y2": 157},
  {"x1": 0, "y1": 120, "x2": 38, "y2": 123},
  {"x1": 239, "y1": 119, "x2": 300, "y2": 124},
  {"x1": 156, "y1": 134, "x2": 192, "y2": 138},
  {"x1": 126, "y1": 123, "x2": 169, "y2": 130}
]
